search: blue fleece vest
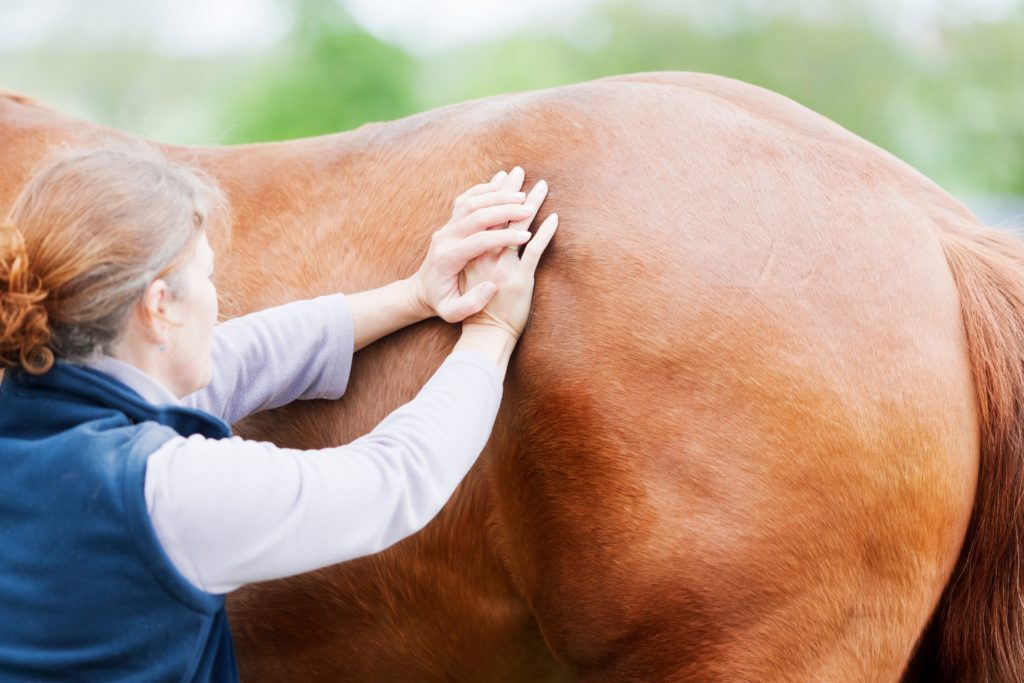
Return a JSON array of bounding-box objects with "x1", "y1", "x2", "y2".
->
[{"x1": 0, "y1": 362, "x2": 238, "y2": 682}]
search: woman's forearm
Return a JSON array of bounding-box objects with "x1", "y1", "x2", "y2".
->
[{"x1": 348, "y1": 278, "x2": 433, "y2": 352}]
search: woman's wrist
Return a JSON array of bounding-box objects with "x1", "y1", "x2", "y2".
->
[
  {"x1": 454, "y1": 323, "x2": 518, "y2": 374},
  {"x1": 401, "y1": 274, "x2": 435, "y2": 322},
  {"x1": 349, "y1": 278, "x2": 435, "y2": 352}
]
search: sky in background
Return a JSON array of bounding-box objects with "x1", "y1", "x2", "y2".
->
[
  {"x1": 2, "y1": 0, "x2": 595, "y2": 54},
  {"x1": 1, "y1": 0, "x2": 1021, "y2": 56}
]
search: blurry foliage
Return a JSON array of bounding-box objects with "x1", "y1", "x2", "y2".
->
[
  {"x1": 1, "y1": 0, "x2": 1022, "y2": 195},
  {"x1": 219, "y1": 0, "x2": 417, "y2": 143}
]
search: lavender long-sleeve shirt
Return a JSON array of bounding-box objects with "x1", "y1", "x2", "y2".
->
[{"x1": 86, "y1": 294, "x2": 503, "y2": 594}]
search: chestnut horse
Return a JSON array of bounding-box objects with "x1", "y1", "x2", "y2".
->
[{"x1": 2, "y1": 72, "x2": 1023, "y2": 682}]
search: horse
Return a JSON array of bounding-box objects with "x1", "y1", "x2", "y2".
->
[{"x1": 2, "y1": 71, "x2": 1022, "y2": 682}]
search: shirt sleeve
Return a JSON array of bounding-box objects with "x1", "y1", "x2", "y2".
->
[
  {"x1": 144, "y1": 350, "x2": 503, "y2": 595},
  {"x1": 181, "y1": 294, "x2": 354, "y2": 425}
]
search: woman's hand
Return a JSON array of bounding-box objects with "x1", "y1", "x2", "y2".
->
[
  {"x1": 409, "y1": 177, "x2": 539, "y2": 323},
  {"x1": 460, "y1": 167, "x2": 558, "y2": 340}
]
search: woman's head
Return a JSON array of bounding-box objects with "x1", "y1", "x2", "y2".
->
[{"x1": 0, "y1": 143, "x2": 226, "y2": 395}]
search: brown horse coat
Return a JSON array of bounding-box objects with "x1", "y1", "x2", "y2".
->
[{"x1": 2, "y1": 72, "x2": 1022, "y2": 682}]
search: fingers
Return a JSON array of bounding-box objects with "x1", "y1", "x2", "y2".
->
[
  {"x1": 438, "y1": 280, "x2": 498, "y2": 322},
  {"x1": 455, "y1": 168, "x2": 513, "y2": 208},
  {"x1": 451, "y1": 228, "x2": 532, "y2": 263},
  {"x1": 451, "y1": 203, "x2": 535, "y2": 238},
  {"x1": 489, "y1": 167, "x2": 527, "y2": 233},
  {"x1": 453, "y1": 168, "x2": 535, "y2": 216},
  {"x1": 457, "y1": 178, "x2": 504, "y2": 205},
  {"x1": 508, "y1": 179, "x2": 548, "y2": 231},
  {"x1": 452, "y1": 190, "x2": 527, "y2": 221},
  {"x1": 519, "y1": 213, "x2": 558, "y2": 273},
  {"x1": 500, "y1": 167, "x2": 526, "y2": 194}
]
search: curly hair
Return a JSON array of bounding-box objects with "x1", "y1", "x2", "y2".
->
[{"x1": 0, "y1": 221, "x2": 52, "y2": 373}]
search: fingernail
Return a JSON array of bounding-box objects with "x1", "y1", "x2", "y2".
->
[
  {"x1": 513, "y1": 192, "x2": 526, "y2": 200},
  {"x1": 516, "y1": 231, "x2": 532, "y2": 241}
]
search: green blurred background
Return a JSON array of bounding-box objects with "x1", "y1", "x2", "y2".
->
[{"x1": 2, "y1": 0, "x2": 1022, "y2": 223}]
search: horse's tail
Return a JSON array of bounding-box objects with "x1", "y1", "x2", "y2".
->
[{"x1": 914, "y1": 221, "x2": 1024, "y2": 681}]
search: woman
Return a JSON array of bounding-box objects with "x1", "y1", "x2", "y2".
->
[{"x1": 0, "y1": 144, "x2": 557, "y2": 681}]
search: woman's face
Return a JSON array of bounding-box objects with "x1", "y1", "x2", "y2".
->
[{"x1": 164, "y1": 231, "x2": 218, "y2": 397}]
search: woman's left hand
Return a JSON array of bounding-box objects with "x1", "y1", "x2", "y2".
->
[{"x1": 409, "y1": 175, "x2": 542, "y2": 323}]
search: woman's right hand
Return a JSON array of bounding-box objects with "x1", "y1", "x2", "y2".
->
[{"x1": 460, "y1": 167, "x2": 558, "y2": 340}]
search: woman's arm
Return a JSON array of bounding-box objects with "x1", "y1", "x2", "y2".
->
[
  {"x1": 179, "y1": 277, "x2": 507, "y2": 426},
  {"x1": 146, "y1": 347, "x2": 504, "y2": 594},
  {"x1": 182, "y1": 294, "x2": 354, "y2": 425}
]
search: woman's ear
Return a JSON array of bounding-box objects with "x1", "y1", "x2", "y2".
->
[{"x1": 139, "y1": 278, "x2": 173, "y2": 346}]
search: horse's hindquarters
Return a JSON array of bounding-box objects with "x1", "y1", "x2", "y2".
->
[{"x1": 480, "y1": 75, "x2": 979, "y2": 680}]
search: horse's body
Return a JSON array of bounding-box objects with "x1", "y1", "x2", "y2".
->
[{"x1": 3, "y1": 72, "x2": 1022, "y2": 681}]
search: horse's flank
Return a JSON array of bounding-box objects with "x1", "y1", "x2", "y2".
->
[{"x1": 0, "y1": 73, "x2": 1015, "y2": 680}]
